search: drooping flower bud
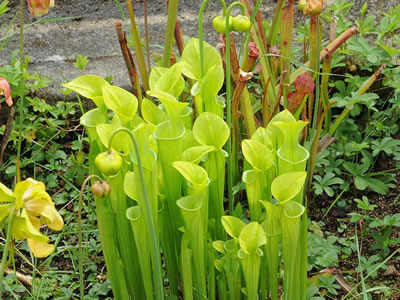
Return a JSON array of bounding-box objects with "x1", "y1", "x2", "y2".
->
[
  {"x1": 299, "y1": 0, "x2": 324, "y2": 15},
  {"x1": 91, "y1": 181, "x2": 111, "y2": 198},
  {"x1": 0, "y1": 77, "x2": 12, "y2": 108},
  {"x1": 27, "y1": 0, "x2": 54, "y2": 17}
]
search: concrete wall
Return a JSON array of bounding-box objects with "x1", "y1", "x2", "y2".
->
[{"x1": 0, "y1": 0, "x2": 397, "y2": 102}]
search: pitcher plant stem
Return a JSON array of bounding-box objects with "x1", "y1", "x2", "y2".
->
[{"x1": 108, "y1": 128, "x2": 164, "y2": 300}]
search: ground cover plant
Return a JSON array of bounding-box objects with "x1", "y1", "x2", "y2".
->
[{"x1": 0, "y1": 0, "x2": 399, "y2": 299}]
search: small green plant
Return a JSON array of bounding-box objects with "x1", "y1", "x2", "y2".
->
[
  {"x1": 370, "y1": 214, "x2": 400, "y2": 257},
  {"x1": 74, "y1": 54, "x2": 90, "y2": 72},
  {"x1": 313, "y1": 172, "x2": 344, "y2": 197}
]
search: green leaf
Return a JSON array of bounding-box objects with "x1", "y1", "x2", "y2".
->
[
  {"x1": 376, "y1": 41, "x2": 400, "y2": 56},
  {"x1": 354, "y1": 176, "x2": 388, "y2": 195},
  {"x1": 239, "y1": 222, "x2": 266, "y2": 254},
  {"x1": 63, "y1": 75, "x2": 109, "y2": 108},
  {"x1": 182, "y1": 146, "x2": 216, "y2": 164},
  {"x1": 192, "y1": 112, "x2": 229, "y2": 149},
  {"x1": 181, "y1": 38, "x2": 222, "y2": 81},
  {"x1": 271, "y1": 171, "x2": 307, "y2": 204},
  {"x1": 149, "y1": 62, "x2": 185, "y2": 97},
  {"x1": 221, "y1": 216, "x2": 245, "y2": 239},
  {"x1": 147, "y1": 90, "x2": 187, "y2": 123},
  {"x1": 124, "y1": 171, "x2": 138, "y2": 201},
  {"x1": 212, "y1": 241, "x2": 225, "y2": 254},
  {"x1": 130, "y1": 123, "x2": 157, "y2": 170},
  {"x1": 141, "y1": 98, "x2": 168, "y2": 125},
  {"x1": 149, "y1": 66, "x2": 167, "y2": 90},
  {"x1": 102, "y1": 85, "x2": 138, "y2": 123},
  {"x1": 200, "y1": 64, "x2": 224, "y2": 104},
  {"x1": 242, "y1": 139, "x2": 274, "y2": 172},
  {"x1": 172, "y1": 161, "x2": 209, "y2": 188},
  {"x1": 96, "y1": 123, "x2": 132, "y2": 155},
  {"x1": 343, "y1": 162, "x2": 366, "y2": 176}
]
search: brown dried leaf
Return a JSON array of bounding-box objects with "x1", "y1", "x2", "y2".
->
[{"x1": 383, "y1": 265, "x2": 400, "y2": 277}]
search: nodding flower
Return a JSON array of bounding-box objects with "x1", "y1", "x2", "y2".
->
[
  {"x1": 0, "y1": 77, "x2": 12, "y2": 108},
  {"x1": 0, "y1": 178, "x2": 64, "y2": 258},
  {"x1": 27, "y1": 0, "x2": 55, "y2": 17}
]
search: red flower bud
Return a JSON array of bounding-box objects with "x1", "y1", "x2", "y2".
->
[
  {"x1": 299, "y1": 0, "x2": 324, "y2": 15},
  {"x1": 27, "y1": 0, "x2": 54, "y2": 17},
  {"x1": 90, "y1": 181, "x2": 111, "y2": 198}
]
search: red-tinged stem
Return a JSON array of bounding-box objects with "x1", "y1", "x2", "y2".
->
[
  {"x1": 174, "y1": 20, "x2": 185, "y2": 56},
  {"x1": 126, "y1": 0, "x2": 150, "y2": 91},
  {"x1": 115, "y1": 22, "x2": 142, "y2": 108},
  {"x1": 321, "y1": 16, "x2": 337, "y2": 132},
  {"x1": 289, "y1": 27, "x2": 359, "y2": 84},
  {"x1": 280, "y1": 1, "x2": 294, "y2": 108}
]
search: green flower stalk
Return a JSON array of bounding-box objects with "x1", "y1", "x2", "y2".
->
[
  {"x1": 224, "y1": 1, "x2": 246, "y2": 214},
  {"x1": 198, "y1": 0, "x2": 227, "y2": 77},
  {"x1": 240, "y1": 0, "x2": 277, "y2": 113},
  {"x1": 79, "y1": 176, "x2": 105, "y2": 298},
  {"x1": 123, "y1": 125, "x2": 160, "y2": 300},
  {"x1": 267, "y1": 0, "x2": 285, "y2": 46},
  {"x1": 107, "y1": 127, "x2": 164, "y2": 300}
]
